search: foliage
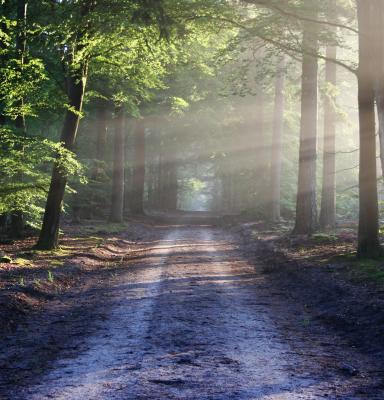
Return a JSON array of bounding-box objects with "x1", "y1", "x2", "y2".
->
[
  {"x1": 0, "y1": 128, "x2": 84, "y2": 228},
  {"x1": 0, "y1": 0, "x2": 367, "y2": 245}
]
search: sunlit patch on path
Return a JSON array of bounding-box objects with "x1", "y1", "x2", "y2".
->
[{"x1": 10, "y1": 227, "x2": 384, "y2": 399}]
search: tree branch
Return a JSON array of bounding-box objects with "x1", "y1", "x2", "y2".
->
[
  {"x1": 242, "y1": 0, "x2": 359, "y2": 35},
  {"x1": 185, "y1": 15, "x2": 357, "y2": 75}
]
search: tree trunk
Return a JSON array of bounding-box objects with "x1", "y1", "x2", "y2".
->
[
  {"x1": 221, "y1": 174, "x2": 231, "y2": 213},
  {"x1": 356, "y1": 0, "x2": 381, "y2": 258},
  {"x1": 254, "y1": 90, "x2": 268, "y2": 215},
  {"x1": 130, "y1": 119, "x2": 146, "y2": 214},
  {"x1": 0, "y1": 3, "x2": 10, "y2": 233},
  {"x1": 158, "y1": 150, "x2": 165, "y2": 210},
  {"x1": 36, "y1": 1, "x2": 95, "y2": 249},
  {"x1": 374, "y1": 0, "x2": 384, "y2": 178},
  {"x1": 11, "y1": 0, "x2": 28, "y2": 238},
  {"x1": 0, "y1": 1, "x2": 10, "y2": 124},
  {"x1": 269, "y1": 57, "x2": 285, "y2": 222},
  {"x1": 376, "y1": 94, "x2": 384, "y2": 176},
  {"x1": 12, "y1": 114, "x2": 26, "y2": 238},
  {"x1": 152, "y1": 131, "x2": 163, "y2": 210},
  {"x1": 109, "y1": 106, "x2": 125, "y2": 222},
  {"x1": 147, "y1": 163, "x2": 155, "y2": 208},
  {"x1": 319, "y1": 45, "x2": 337, "y2": 231},
  {"x1": 293, "y1": 22, "x2": 319, "y2": 235},
  {"x1": 166, "y1": 161, "x2": 178, "y2": 211},
  {"x1": 36, "y1": 67, "x2": 87, "y2": 249},
  {"x1": 91, "y1": 100, "x2": 108, "y2": 180}
]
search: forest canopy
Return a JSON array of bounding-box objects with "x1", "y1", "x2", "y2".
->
[{"x1": 0, "y1": 0, "x2": 383, "y2": 259}]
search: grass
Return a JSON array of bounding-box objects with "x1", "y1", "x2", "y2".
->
[
  {"x1": 350, "y1": 259, "x2": 384, "y2": 284},
  {"x1": 33, "y1": 247, "x2": 73, "y2": 257},
  {"x1": 13, "y1": 258, "x2": 33, "y2": 266},
  {"x1": 89, "y1": 236, "x2": 105, "y2": 247},
  {"x1": 50, "y1": 260, "x2": 65, "y2": 267},
  {"x1": 250, "y1": 230, "x2": 262, "y2": 240},
  {"x1": 80, "y1": 222, "x2": 130, "y2": 236},
  {"x1": 33, "y1": 278, "x2": 41, "y2": 287},
  {"x1": 0, "y1": 255, "x2": 13, "y2": 263},
  {"x1": 334, "y1": 252, "x2": 384, "y2": 285},
  {"x1": 312, "y1": 233, "x2": 338, "y2": 242},
  {"x1": 47, "y1": 270, "x2": 54, "y2": 283}
]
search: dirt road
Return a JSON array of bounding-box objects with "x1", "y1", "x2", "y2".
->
[{"x1": 2, "y1": 225, "x2": 384, "y2": 399}]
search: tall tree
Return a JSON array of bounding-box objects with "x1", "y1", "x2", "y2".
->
[
  {"x1": 374, "y1": 3, "x2": 384, "y2": 177},
  {"x1": 37, "y1": 1, "x2": 96, "y2": 249},
  {"x1": 10, "y1": 0, "x2": 28, "y2": 238},
  {"x1": 130, "y1": 119, "x2": 146, "y2": 214},
  {"x1": 293, "y1": 20, "x2": 319, "y2": 234},
  {"x1": 356, "y1": 0, "x2": 382, "y2": 258},
  {"x1": 319, "y1": 44, "x2": 337, "y2": 231},
  {"x1": 166, "y1": 161, "x2": 178, "y2": 211},
  {"x1": 254, "y1": 89, "x2": 269, "y2": 215},
  {"x1": 110, "y1": 106, "x2": 125, "y2": 222},
  {"x1": 91, "y1": 100, "x2": 109, "y2": 180},
  {"x1": 268, "y1": 57, "x2": 285, "y2": 222}
]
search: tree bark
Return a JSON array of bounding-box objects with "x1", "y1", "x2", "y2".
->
[
  {"x1": 356, "y1": 0, "x2": 382, "y2": 258},
  {"x1": 254, "y1": 90, "x2": 269, "y2": 215},
  {"x1": 376, "y1": 94, "x2": 384, "y2": 176},
  {"x1": 109, "y1": 106, "x2": 125, "y2": 222},
  {"x1": 319, "y1": 45, "x2": 337, "y2": 231},
  {"x1": 147, "y1": 163, "x2": 155, "y2": 208},
  {"x1": 36, "y1": 66, "x2": 87, "y2": 249},
  {"x1": 166, "y1": 161, "x2": 178, "y2": 211},
  {"x1": 158, "y1": 149, "x2": 166, "y2": 210},
  {"x1": 91, "y1": 100, "x2": 109, "y2": 180},
  {"x1": 11, "y1": 0, "x2": 28, "y2": 238},
  {"x1": 0, "y1": 5, "x2": 8, "y2": 231},
  {"x1": 0, "y1": 1, "x2": 10, "y2": 125},
  {"x1": 36, "y1": 0, "x2": 96, "y2": 249},
  {"x1": 374, "y1": 0, "x2": 384, "y2": 178},
  {"x1": 130, "y1": 119, "x2": 146, "y2": 214},
  {"x1": 269, "y1": 57, "x2": 285, "y2": 222},
  {"x1": 293, "y1": 21, "x2": 319, "y2": 235}
]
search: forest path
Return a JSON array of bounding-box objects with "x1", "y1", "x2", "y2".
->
[{"x1": 5, "y1": 224, "x2": 384, "y2": 399}]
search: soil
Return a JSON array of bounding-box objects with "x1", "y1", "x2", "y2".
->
[
  {"x1": 0, "y1": 215, "x2": 384, "y2": 399},
  {"x1": 238, "y1": 222, "x2": 384, "y2": 357}
]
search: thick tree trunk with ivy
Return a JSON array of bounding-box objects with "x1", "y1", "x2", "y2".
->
[
  {"x1": 268, "y1": 58, "x2": 285, "y2": 222},
  {"x1": 36, "y1": 66, "x2": 87, "y2": 249},
  {"x1": 319, "y1": 46, "x2": 337, "y2": 231},
  {"x1": 109, "y1": 106, "x2": 125, "y2": 222},
  {"x1": 293, "y1": 22, "x2": 319, "y2": 235},
  {"x1": 130, "y1": 119, "x2": 146, "y2": 214},
  {"x1": 356, "y1": 0, "x2": 381, "y2": 258}
]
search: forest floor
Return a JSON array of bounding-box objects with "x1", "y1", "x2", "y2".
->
[{"x1": 1, "y1": 214, "x2": 384, "y2": 399}]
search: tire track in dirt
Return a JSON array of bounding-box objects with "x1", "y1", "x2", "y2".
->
[
  {"x1": 5, "y1": 226, "x2": 384, "y2": 399},
  {"x1": 14, "y1": 232, "x2": 180, "y2": 400}
]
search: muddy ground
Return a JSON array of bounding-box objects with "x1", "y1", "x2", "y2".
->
[{"x1": 1, "y1": 216, "x2": 384, "y2": 399}]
